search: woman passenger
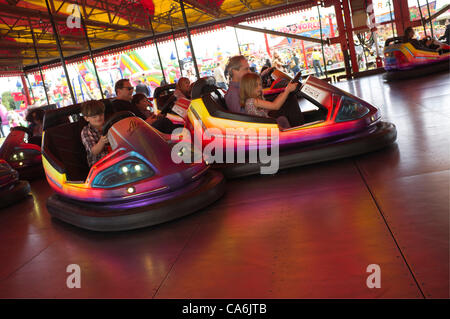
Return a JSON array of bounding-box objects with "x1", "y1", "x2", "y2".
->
[
  {"x1": 131, "y1": 93, "x2": 183, "y2": 134},
  {"x1": 131, "y1": 93, "x2": 154, "y2": 120}
]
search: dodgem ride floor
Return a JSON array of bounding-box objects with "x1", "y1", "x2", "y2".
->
[{"x1": 0, "y1": 72, "x2": 448, "y2": 298}]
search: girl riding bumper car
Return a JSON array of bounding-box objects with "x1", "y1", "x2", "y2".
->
[{"x1": 183, "y1": 75, "x2": 397, "y2": 178}]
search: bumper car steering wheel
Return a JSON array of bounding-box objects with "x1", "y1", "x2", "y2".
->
[
  {"x1": 291, "y1": 71, "x2": 303, "y2": 95},
  {"x1": 103, "y1": 111, "x2": 135, "y2": 136}
]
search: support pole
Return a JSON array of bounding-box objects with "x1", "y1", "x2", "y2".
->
[
  {"x1": 333, "y1": 0, "x2": 351, "y2": 78},
  {"x1": 148, "y1": 16, "x2": 167, "y2": 84},
  {"x1": 170, "y1": 15, "x2": 183, "y2": 77},
  {"x1": 317, "y1": 4, "x2": 328, "y2": 79},
  {"x1": 179, "y1": 0, "x2": 200, "y2": 79},
  {"x1": 417, "y1": 0, "x2": 427, "y2": 36},
  {"x1": 25, "y1": 74, "x2": 35, "y2": 104},
  {"x1": 20, "y1": 75, "x2": 32, "y2": 106},
  {"x1": 234, "y1": 27, "x2": 242, "y2": 55},
  {"x1": 425, "y1": 0, "x2": 434, "y2": 38},
  {"x1": 341, "y1": 0, "x2": 359, "y2": 74},
  {"x1": 328, "y1": 14, "x2": 335, "y2": 37},
  {"x1": 77, "y1": 2, "x2": 104, "y2": 99},
  {"x1": 387, "y1": 0, "x2": 396, "y2": 37},
  {"x1": 301, "y1": 40, "x2": 308, "y2": 70},
  {"x1": 424, "y1": 4, "x2": 450, "y2": 23},
  {"x1": 44, "y1": 0, "x2": 76, "y2": 105},
  {"x1": 264, "y1": 32, "x2": 271, "y2": 58},
  {"x1": 28, "y1": 19, "x2": 50, "y2": 105}
]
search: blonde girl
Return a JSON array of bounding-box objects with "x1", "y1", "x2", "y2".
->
[{"x1": 240, "y1": 72, "x2": 297, "y2": 118}]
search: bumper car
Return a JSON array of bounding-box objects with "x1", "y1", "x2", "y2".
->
[
  {"x1": 0, "y1": 159, "x2": 30, "y2": 209},
  {"x1": 42, "y1": 104, "x2": 225, "y2": 232},
  {"x1": 183, "y1": 75, "x2": 397, "y2": 178},
  {"x1": 0, "y1": 126, "x2": 43, "y2": 179},
  {"x1": 383, "y1": 37, "x2": 450, "y2": 81}
]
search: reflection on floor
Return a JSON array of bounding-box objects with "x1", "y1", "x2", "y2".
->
[{"x1": 0, "y1": 72, "x2": 448, "y2": 299}]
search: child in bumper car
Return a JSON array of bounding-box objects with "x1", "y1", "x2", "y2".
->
[
  {"x1": 240, "y1": 72, "x2": 302, "y2": 128},
  {"x1": 80, "y1": 100, "x2": 110, "y2": 167}
]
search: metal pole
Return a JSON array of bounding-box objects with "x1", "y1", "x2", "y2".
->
[
  {"x1": 72, "y1": 78, "x2": 78, "y2": 101},
  {"x1": 25, "y1": 74, "x2": 36, "y2": 104},
  {"x1": 362, "y1": 36, "x2": 369, "y2": 69},
  {"x1": 425, "y1": 0, "x2": 434, "y2": 38},
  {"x1": 333, "y1": 0, "x2": 351, "y2": 78},
  {"x1": 234, "y1": 27, "x2": 242, "y2": 55},
  {"x1": 77, "y1": 2, "x2": 104, "y2": 99},
  {"x1": 78, "y1": 75, "x2": 84, "y2": 101},
  {"x1": 341, "y1": 0, "x2": 359, "y2": 74},
  {"x1": 317, "y1": 4, "x2": 328, "y2": 79},
  {"x1": 179, "y1": 0, "x2": 200, "y2": 79},
  {"x1": 301, "y1": 40, "x2": 308, "y2": 70},
  {"x1": 28, "y1": 19, "x2": 50, "y2": 105},
  {"x1": 148, "y1": 16, "x2": 167, "y2": 84},
  {"x1": 170, "y1": 15, "x2": 183, "y2": 77},
  {"x1": 44, "y1": 0, "x2": 76, "y2": 104},
  {"x1": 417, "y1": 0, "x2": 427, "y2": 36},
  {"x1": 21, "y1": 75, "x2": 32, "y2": 106},
  {"x1": 387, "y1": 0, "x2": 396, "y2": 37}
]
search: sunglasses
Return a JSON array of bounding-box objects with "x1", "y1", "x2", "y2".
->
[{"x1": 121, "y1": 86, "x2": 134, "y2": 91}]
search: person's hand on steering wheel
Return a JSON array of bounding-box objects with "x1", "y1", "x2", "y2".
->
[
  {"x1": 285, "y1": 82, "x2": 298, "y2": 93},
  {"x1": 289, "y1": 72, "x2": 302, "y2": 94}
]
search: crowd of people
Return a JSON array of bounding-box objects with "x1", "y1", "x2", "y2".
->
[
  {"x1": 77, "y1": 52, "x2": 308, "y2": 167},
  {"x1": 235, "y1": 49, "x2": 312, "y2": 78}
]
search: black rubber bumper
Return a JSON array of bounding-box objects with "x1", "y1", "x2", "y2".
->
[
  {"x1": 46, "y1": 170, "x2": 226, "y2": 232},
  {"x1": 217, "y1": 121, "x2": 397, "y2": 179},
  {"x1": 0, "y1": 180, "x2": 31, "y2": 209},
  {"x1": 16, "y1": 164, "x2": 44, "y2": 180},
  {"x1": 384, "y1": 59, "x2": 450, "y2": 81}
]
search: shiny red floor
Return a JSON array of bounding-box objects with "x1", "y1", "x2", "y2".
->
[{"x1": 0, "y1": 72, "x2": 448, "y2": 299}]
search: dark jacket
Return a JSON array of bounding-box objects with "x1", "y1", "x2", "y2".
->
[
  {"x1": 111, "y1": 99, "x2": 146, "y2": 120},
  {"x1": 439, "y1": 25, "x2": 450, "y2": 45}
]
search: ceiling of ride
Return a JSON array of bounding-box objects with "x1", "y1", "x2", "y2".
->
[{"x1": 0, "y1": 0, "x2": 319, "y2": 74}]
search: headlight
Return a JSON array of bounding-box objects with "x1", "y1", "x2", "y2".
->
[
  {"x1": 335, "y1": 96, "x2": 370, "y2": 122},
  {"x1": 91, "y1": 157, "x2": 155, "y2": 188},
  {"x1": 8, "y1": 149, "x2": 41, "y2": 162}
]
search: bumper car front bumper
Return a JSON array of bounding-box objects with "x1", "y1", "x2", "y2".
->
[
  {"x1": 46, "y1": 170, "x2": 226, "y2": 231},
  {"x1": 216, "y1": 121, "x2": 397, "y2": 178}
]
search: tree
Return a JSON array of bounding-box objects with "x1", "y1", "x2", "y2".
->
[{"x1": 1, "y1": 92, "x2": 16, "y2": 110}]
